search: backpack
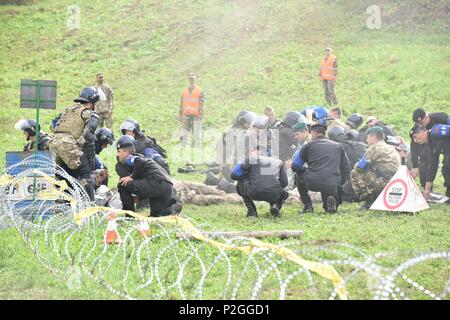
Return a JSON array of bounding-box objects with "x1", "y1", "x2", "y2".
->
[{"x1": 145, "y1": 135, "x2": 168, "y2": 159}]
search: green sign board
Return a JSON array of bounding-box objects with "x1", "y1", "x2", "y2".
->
[{"x1": 20, "y1": 79, "x2": 57, "y2": 109}]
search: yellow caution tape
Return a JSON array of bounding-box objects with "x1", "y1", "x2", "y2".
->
[
  {"x1": 1, "y1": 171, "x2": 348, "y2": 299},
  {"x1": 73, "y1": 207, "x2": 348, "y2": 300}
]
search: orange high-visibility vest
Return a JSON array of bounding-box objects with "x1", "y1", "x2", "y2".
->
[
  {"x1": 319, "y1": 55, "x2": 337, "y2": 81},
  {"x1": 182, "y1": 86, "x2": 202, "y2": 116}
]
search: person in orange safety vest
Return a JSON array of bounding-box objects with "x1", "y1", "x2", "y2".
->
[
  {"x1": 179, "y1": 72, "x2": 204, "y2": 148},
  {"x1": 318, "y1": 48, "x2": 338, "y2": 106}
]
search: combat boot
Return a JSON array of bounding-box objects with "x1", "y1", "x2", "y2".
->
[
  {"x1": 326, "y1": 196, "x2": 337, "y2": 213},
  {"x1": 270, "y1": 203, "x2": 281, "y2": 218},
  {"x1": 359, "y1": 194, "x2": 375, "y2": 210},
  {"x1": 244, "y1": 199, "x2": 258, "y2": 218},
  {"x1": 301, "y1": 204, "x2": 314, "y2": 214},
  {"x1": 177, "y1": 166, "x2": 194, "y2": 174},
  {"x1": 204, "y1": 172, "x2": 221, "y2": 186}
]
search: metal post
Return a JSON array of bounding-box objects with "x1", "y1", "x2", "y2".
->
[{"x1": 33, "y1": 80, "x2": 41, "y2": 199}]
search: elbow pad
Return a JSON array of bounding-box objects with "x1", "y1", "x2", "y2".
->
[
  {"x1": 125, "y1": 155, "x2": 137, "y2": 167},
  {"x1": 356, "y1": 156, "x2": 369, "y2": 171},
  {"x1": 87, "y1": 113, "x2": 100, "y2": 133},
  {"x1": 430, "y1": 124, "x2": 450, "y2": 138}
]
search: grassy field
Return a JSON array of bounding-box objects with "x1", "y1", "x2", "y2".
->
[{"x1": 0, "y1": 0, "x2": 449, "y2": 299}]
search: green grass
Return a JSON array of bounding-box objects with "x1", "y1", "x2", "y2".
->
[{"x1": 0, "y1": 0, "x2": 449, "y2": 299}]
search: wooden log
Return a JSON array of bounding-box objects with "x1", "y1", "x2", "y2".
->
[{"x1": 176, "y1": 230, "x2": 304, "y2": 240}]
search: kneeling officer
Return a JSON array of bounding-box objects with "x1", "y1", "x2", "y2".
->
[
  {"x1": 231, "y1": 146, "x2": 288, "y2": 218},
  {"x1": 116, "y1": 135, "x2": 176, "y2": 217}
]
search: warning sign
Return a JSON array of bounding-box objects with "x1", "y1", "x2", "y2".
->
[
  {"x1": 383, "y1": 179, "x2": 408, "y2": 209},
  {"x1": 370, "y1": 166, "x2": 429, "y2": 213}
]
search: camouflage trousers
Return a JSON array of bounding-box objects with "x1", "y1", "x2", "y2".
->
[
  {"x1": 98, "y1": 111, "x2": 113, "y2": 130},
  {"x1": 322, "y1": 80, "x2": 337, "y2": 106},
  {"x1": 49, "y1": 133, "x2": 83, "y2": 170},
  {"x1": 350, "y1": 169, "x2": 389, "y2": 201},
  {"x1": 173, "y1": 180, "x2": 242, "y2": 205}
]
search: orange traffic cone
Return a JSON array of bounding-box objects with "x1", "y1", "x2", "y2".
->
[
  {"x1": 103, "y1": 212, "x2": 122, "y2": 244},
  {"x1": 138, "y1": 219, "x2": 152, "y2": 237}
]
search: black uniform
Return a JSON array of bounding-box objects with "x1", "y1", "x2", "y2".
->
[
  {"x1": 292, "y1": 136, "x2": 351, "y2": 211},
  {"x1": 332, "y1": 134, "x2": 368, "y2": 202},
  {"x1": 410, "y1": 112, "x2": 448, "y2": 188},
  {"x1": 422, "y1": 133, "x2": 450, "y2": 197},
  {"x1": 274, "y1": 123, "x2": 296, "y2": 162},
  {"x1": 116, "y1": 155, "x2": 175, "y2": 217},
  {"x1": 23, "y1": 132, "x2": 51, "y2": 151},
  {"x1": 231, "y1": 155, "x2": 288, "y2": 216},
  {"x1": 134, "y1": 133, "x2": 171, "y2": 175}
]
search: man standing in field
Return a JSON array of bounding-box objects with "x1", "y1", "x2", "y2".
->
[
  {"x1": 318, "y1": 47, "x2": 338, "y2": 106},
  {"x1": 179, "y1": 72, "x2": 204, "y2": 148},
  {"x1": 94, "y1": 72, "x2": 115, "y2": 130}
]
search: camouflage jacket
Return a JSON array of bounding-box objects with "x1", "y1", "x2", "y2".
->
[
  {"x1": 363, "y1": 141, "x2": 401, "y2": 177},
  {"x1": 95, "y1": 83, "x2": 114, "y2": 113}
]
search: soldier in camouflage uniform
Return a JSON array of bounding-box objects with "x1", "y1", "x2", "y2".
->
[
  {"x1": 351, "y1": 126, "x2": 401, "y2": 209},
  {"x1": 49, "y1": 87, "x2": 100, "y2": 200},
  {"x1": 94, "y1": 72, "x2": 115, "y2": 129}
]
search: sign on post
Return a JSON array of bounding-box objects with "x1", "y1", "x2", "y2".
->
[{"x1": 20, "y1": 79, "x2": 57, "y2": 109}]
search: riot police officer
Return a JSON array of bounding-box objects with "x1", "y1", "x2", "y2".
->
[
  {"x1": 15, "y1": 119, "x2": 51, "y2": 151},
  {"x1": 231, "y1": 146, "x2": 289, "y2": 218},
  {"x1": 115, "y1": 135, "x2": 179, "y2": 217},
  {"x1": 292, "y1": 123, "x2": 351, "y2": 213},
  {"x1": 93, "y1": 127, "x2": 114, "y2": 187},
  {"x1": 328, "y1": 126, "x2": 367, "y2": 202},
  {"x1": 119, "y1": 119, "x2": 170, "y2": 174}
]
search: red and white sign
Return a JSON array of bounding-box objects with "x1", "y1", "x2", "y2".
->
[{"x1": 370, "y1": 166, "x2": 429, "y2": 213}]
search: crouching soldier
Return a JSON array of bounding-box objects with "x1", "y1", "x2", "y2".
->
[
  {"x1": 49, "y1": 86, "x2": 100, "y2": 200},
  {"x1": 231, "y1": 146, "x2": 289, "y2": 218},
  {"x1": 351, "y1": 126, "x2": 401, "y2": 209},
  {"x1": 115, "y1": 135, "x2": 179, "y2": 217},
  {"x1": 292, "y1": 123, "x2": 351, "y2": 213}
]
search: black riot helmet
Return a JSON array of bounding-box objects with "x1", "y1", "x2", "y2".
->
[
  {"x1": 328, "y1": 125, "x2": 346, "y2": 142},
  {"x1": 120, "y1": 118, "x2": 141, "y2": 135},
  {"x1": 116, "y1": 135, "x2": 136, "y2": 150},
  {"x1": 95, "y1": 127, "x2": 115, "y2": 145},
  {"x1": 346, "y1": 129, "x2": 360, "y2": 141},
  {"x1": 74, "y1": 86, "x2": 100, "y2": 105},
  {"x1": 235, "y1": 110, "x2": 256, "y2": 128},
  {"x1": 346, "y1": 113, "x2": 363, "y2": 129},
  {"x1": 283, "y1": 111, "x2": 300, "y2": 127}
]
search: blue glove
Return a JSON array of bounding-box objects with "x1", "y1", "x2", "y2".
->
[
  {"x1": 357, "y1": 155, "x2": 368, "y2": 170},
  {"x1": 430, "y1": 124, "x2": 450, "y2": 138}
]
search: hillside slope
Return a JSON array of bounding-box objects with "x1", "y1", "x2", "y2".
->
[{"x1": 0, "y1": 0, "x2": 449, "y2": 171}]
